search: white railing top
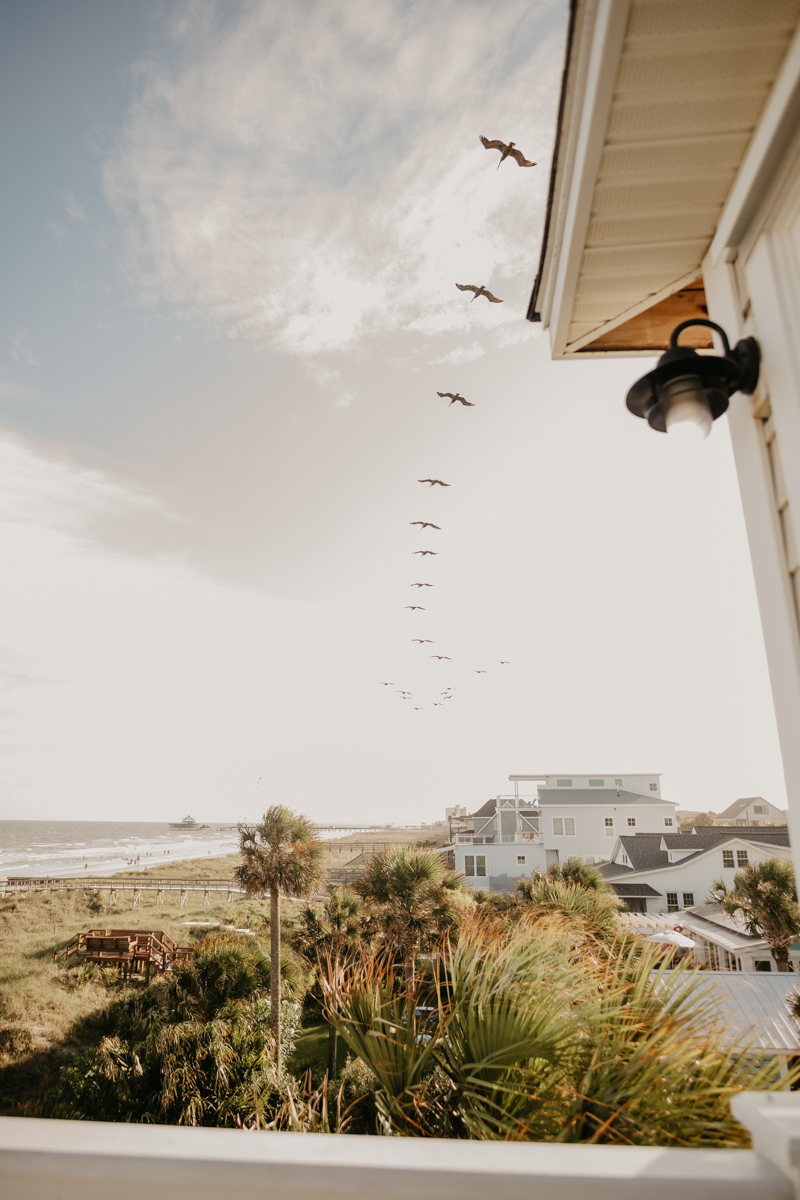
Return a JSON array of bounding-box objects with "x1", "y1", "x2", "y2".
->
[{"x1": 0, "y1": 1114, "x2": 794, "y2": 1200}]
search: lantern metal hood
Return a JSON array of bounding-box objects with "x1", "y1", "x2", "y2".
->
[{"x1": 626, "y1": 319, "x2": 761, "y2": 441}]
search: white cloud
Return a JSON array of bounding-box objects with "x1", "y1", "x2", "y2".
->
[
  {"x1": 103, "y1": 0, "x2": 563, "y2": 355},
  {"x1": 0, "y1": 434, "x2": 163, "y2": 536},
  {"x1": 7, "y1": 326, "x2": 40, "y2": 367}
]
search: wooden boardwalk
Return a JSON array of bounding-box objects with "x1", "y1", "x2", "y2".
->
[{"x1": 2, "y1": 875, "x2": 248, "y2": 907}]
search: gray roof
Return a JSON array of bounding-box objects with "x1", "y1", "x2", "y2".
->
[
  {"x1": 470, "y1": 798, "x2": 497, "y2": 819},
  {"x1": 717, "y1": 796, "x2": 782, "y2": 820},
  {"x1": 537, "y1": 788, "x2": 673, "y2": 807},
  {"x1": 611, "y1": 882, "x2": 662, "y2": 898},
  {"x1": 656, "y1": 974, "x2": 800, "y2": 1053},
  {"x1": 607, "y1": 827, "x2": 792, "y2": 879}
]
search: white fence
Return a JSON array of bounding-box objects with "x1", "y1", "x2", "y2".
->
[{"x1": 2, "y1": 1094, "x2": 800, "y2": 1200}]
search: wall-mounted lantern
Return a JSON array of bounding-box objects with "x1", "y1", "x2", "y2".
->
[{"x1": 626, "y1": 319, "x2": 760, "y2": 441}]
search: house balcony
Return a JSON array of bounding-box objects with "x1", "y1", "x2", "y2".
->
[
  {"x1": 456, "y1": 833, "x2": 540, "y2": 845},
  {"x1": 2, "y1": 1094, "x2": 800, "y2": 1200}
]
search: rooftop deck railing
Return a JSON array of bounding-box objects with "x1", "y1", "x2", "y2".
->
[{"x1": 2, "y1": 1094, "x2": 800, "y2": 1200}]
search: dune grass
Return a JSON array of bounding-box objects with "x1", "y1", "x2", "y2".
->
[{"x1": 0, "y1": 861, "x2": 313, "y2": 1115}]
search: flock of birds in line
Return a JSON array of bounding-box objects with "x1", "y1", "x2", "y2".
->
[{"x1": 378, "y1": 136, "x2": 536, "y2": 711}]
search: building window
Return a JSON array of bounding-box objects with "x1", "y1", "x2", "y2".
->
[
  {"x1": 754, "y1": 805, "x2": 768, "y2": 814},
  {"x1": 650, "y1": 784, "x2": 658, "y2": 791},
  {"x1": 552, "y1": 817, "x2": 575, "y2": 836},
  {"x1": 604, "y1": 818, "x2": 614, "y2": 837},
  {"x1": 476, "y1": 855, "x2": 486, "y2": 877},
  {"x1": 464, "y1": 856, "x2": 474, "y2": 877},
  {"x1": 722, "y1": 850, "x2": 734, "y2": 868},
  {"x1": 622, "y1": 854, "x2": 628, "y2": 864},
  {"x1": 664, "y1": 817, "x2": 673, "y2": 827},
  {"x1": 682, "y1": 892, "x2": 694, "y2": 907},
  {"x1": 557, "y1": 778, "x2": 572, "y2": 787},
  {"x1": 517, "y1": 855, "x2": 526, "y2": 865},
  {"x1": 627, "y1": 817, "x2": 636, "y2": 827},
  {"x1": 565, "y1": 817, "x2": 575, "y2": 836},
  {"x1": 755, "y1": 960, "x2": 772, "y2": 972},
  {"x1": 737, "y1": 851, "x2": 749, "y2": 867},
  {"x1": 666, "y1": 892, "x2": 678, "y2": 913},
  {"x1": 615, "y1": 778, "x2": 622, "y2": 786},
  {"x1": 589, "y1": 779, "x2": 604, "y2": 787}
]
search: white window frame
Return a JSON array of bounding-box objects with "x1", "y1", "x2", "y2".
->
[
  {"x1": 627, "y1": 817, "x2": 636, "y2": 827},
  {"x1": 553, "y1": 817, "x2": 575, "y2": 836},
  {"x1": 737, "y1": 851, "x2": 749, "y2": 867},
  {"x1": 476, "y1": 855, "x2": 486, "y2": 878},
  {"x1": 722, "y1": 850, "x2": 734, "y2": 868},
  {"x1": 589, "y1": 778, "x2": 604, "y2": 787},
  {"x1": 604, "y1": 818, "x2": 614, "y2": 837},
  {"x1": 682, "y1": 892, "x2": 694, "y2": 908},
  {"x1": 557, "y1": 778, "x2": 572, "y2": 787},
  {"x1": 663, "y1": 817, "x2": 673, "y2": 827},
  {"x1": 464, "y1": 855, "x2": 474, "y2": 877},
  {"x1": 517, "y1": 855, "x2": 526, "y2": 865},
  {"x1": 650, "y1": 784, "x2": 658, "y2": 791},
  {"x1": 666, "y1": 892, "x2": 678, "y2": 912}
]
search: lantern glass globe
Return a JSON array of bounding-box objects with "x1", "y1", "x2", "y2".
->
[{"x1": 660, "y1": 375, "x2": 714, "y2": 441}]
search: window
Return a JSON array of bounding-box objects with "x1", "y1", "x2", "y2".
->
[
  {"x1": 564, "y1": 817, "x2": 575, "y2": 836},
  {"x1": 755, "y1": 960, "x2": 772, "y2": 972},
  {"x1": 753, "y1": 805, "x2": 768, "y2": 814},
  {"x1": 464, "y1": 856, "x2": 474, "y2": 877},
  {"x1": 557, "y1": 778, "x2": 572, "y2": 787},
  {"x1": 604, "y1": 818, "x2": 614, "y2": 837},
  {"x1": 614, "y1": 778, "x2": 622, "y2": 786},
  {"x1": 517, "y1": 855, "x2": 526, "y2": 865},
  {"x1": 666, "y1": 892, "x2": 678, "y2": 913},
  {"x1": 476, "y1": 855, "x2": 486, "y2": 877},
  {"x1": 627, "y1": 817, "x2": 636, "y2": 827},
  {"x1": 737, "y1": 851, "x2": 749, "y2": 867},
  {"x1": 589, "y1": 779, "x2": 604, "y2": 787},
  {"x1": 622, "y1": 854, "x2": 628, "y2": 864},
  {"x1": 664, "y1": 817, "x2": 673, "y2": 827},
  {"x1": 682, "y1": 892, "x2": 694, "y2": 907},
  {"x1": 650, "y1": 784, "x2": 658, "y2": 791},
  {"x1": 722, "y1": 850, "x2": 734, "y2": 868},
  {"x1": 552, "y1": 817, "x2": 575, "y2": 836}
]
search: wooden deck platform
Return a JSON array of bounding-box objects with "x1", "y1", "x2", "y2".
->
[{"x1": 57, "y1": 928, "x2": 194, "y2": 979}]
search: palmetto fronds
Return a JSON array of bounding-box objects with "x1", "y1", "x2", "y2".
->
[
  {"x1": 324, "y1": 921, "x2": 795, "y2": 1143},
  {"x1": 711, "y1": 858, "x2": 800, "y2": 971}
]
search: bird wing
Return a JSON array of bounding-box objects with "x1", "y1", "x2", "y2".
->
[
  {"x1": 509, "y1": 147, "x2": 536, "y2": 167},
  {"x1": 480, "y1": 136, "x2": 507, "y2": 152},
  {"x1": 455, "y1": 283, "x2": 479, "y2": 295},
  {"x1": 437, "y1": 392, "x2": 455, "y2": 400},
  {"x1": 418, "y1": 479, "x2": 434, "y2": 484},
  {"x1": 482, "y1": 290, "x2": 503, "y2": 303}
]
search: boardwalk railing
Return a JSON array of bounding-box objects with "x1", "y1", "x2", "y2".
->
[
  {"x1": 2, "y1": 876, "x2": 249, "y2": 907},
  {"x1": 1, "y1": 1094, "x2": 800, "y2": 1200}
]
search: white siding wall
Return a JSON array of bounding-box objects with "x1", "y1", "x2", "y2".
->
[
  {"x1": 540, "y1": 802, "x2": 677, "y2": 862},
  {"x1": 454, "y1": 842, "x2": 547, "y2": 883},
  {"x1": 540, "y1": 774, "x2": 662, "y2": 795},
  {"x1": 621, "y1": 840, "x2": 793, "y2": 913}
]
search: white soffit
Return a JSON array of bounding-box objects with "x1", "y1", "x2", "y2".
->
[{"x1": 551, "y1": 0, "x2": 800, "y2": 357}]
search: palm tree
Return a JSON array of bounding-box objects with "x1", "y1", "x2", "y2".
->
[
  {"x1": 355, "y1": 846, "x2": 468, "y2": 982},
  {"x1": 235, "y1": 805, "x2": 326, "y2": 1067},
  {"x1": 711, "y1": 857, "x2": 800, "y2": 971},
  {"x1": 294, "y1": 888, "x2": 363, "y2": 1078}
]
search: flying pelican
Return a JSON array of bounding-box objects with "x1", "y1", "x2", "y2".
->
[
  {"x1": 413, "y1": 550, "x2": 437, "y2": 556},
  {"x1": 418, "y1": 479, "x2": 450, "y2": 487},
  {"x1": 499, "y1": 660, "x2": 511, "y2": 664},
  {"x1": 410, "y1": 521, "x2": 441, "y2": 529},
  {"x1": 412, "y1": 639, "x2": 433, "y2": 644},
  {"x1": 405, "y1": 605, "x2": 426, "y2": 610},
  {"x1": 413, "y1": 707, "x2": 424, "y2": 711},
  {"x1": 479, "y1": 135, "x2": 536, "y2": 168},
  {"x1": 431, "y1": 655, "x2": 451, "y2": 660},
  {"x1": 410, "y1": 583, "x2": 433, "y2": 588},
  {"x1": 455, "y1": 283, "x2": 503, "y2": 303},
  {"x1": 379, "y1": 682, "x2": 394, "y2": 686},
  {"x1": 474, "y1": 670, "x2": 487, "y2": 674},
  {"x1": 437, "y1": 391, "x2": 474, "y2": 407}
]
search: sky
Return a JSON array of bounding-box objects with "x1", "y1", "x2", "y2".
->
[{"x1": 0, "y1": 0, "x2": 788, "y2": 825}]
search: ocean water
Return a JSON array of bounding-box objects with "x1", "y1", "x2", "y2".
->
[{"x1": 0, "y1": 821, "x2": 241, "y2": 880}]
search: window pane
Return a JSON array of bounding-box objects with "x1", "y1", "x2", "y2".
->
[
  {"x1": 557, "y1": 779, "x2": 572, "y2": 787},
  {"x1": 517, "y1": 855, "x2": 525, "y2": 865},
  {"x1": 564, "y1": 817, "x2": 575, "y2": 836},
  {"x1": 682, "y1": 893, "x2": 694, "y2": 907},
  {"x1": 737, "y1": 851, "x2": 749, "y2": 866},
  {"x1": 627, "y1": 817, "x2": 636, "y2": 827},
  {"x1": 664, "y1": 818, "x2": 673, "y2": 826},
  {"x1": 476, "y1": 856, "x2": 486, "y2": 877},
  {"x1": 614, "y1": 779, "x2": 622, "y2": 786},
  {"x1": 666, "y1": 892, "x2": 677, "y2": 905},
  {"x1": 464, "y1": 856, "x2": 474, "y2": 876},
  {"x1": 589, "y1": 779, "x2": 604, "y2": 787},
  {"x1": 722, "y1": 850, "x2": 734, "y2": 867},
  {"x1": 604, "y1": 817, "x2": 613, "y2": 826},
  {"x1": 553, "y1": 818, "x2": 563, "y2": 836},
  {"x1": 650, "y1": 784, "x2": 658, "y2": 791}
]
